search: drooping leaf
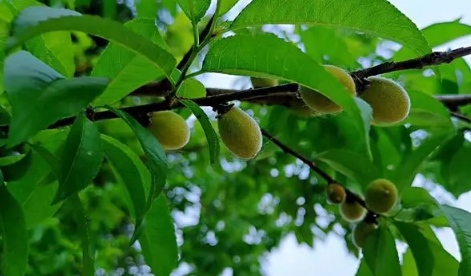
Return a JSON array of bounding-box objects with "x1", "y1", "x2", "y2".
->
[
  {"x1": 4, "y1": 51, "x2": 107, "y2": 147},
  {"x1": 314, "y1": 149, "x2": 380, "y2": 186},
  {"x1": 101, "y1": 134, "x2": 150, "y2": 233},
  {"x1": 202, "y1": 34, "x2": 372, "y2": 157},
  {"x1": 401, "y1": 187, "x2": 438, "y2": 209},
  {"x1": 390, "y1": 131, "x2": 452, "y2": 194},
  {"x1": 231, "y1": 0, "x2": 431, "y2": 55},
  {"x1": 0, "y1": 18, "x2": 9, "y2": 93},
  {"x1": 363, "y1": 226, "x2": 402, "y2": 276},
  {"x1": 177, "y1": 78, "x2": 206, "y2": 98},
  {"x1": 53, "y1": 113, "x2": 104, "y2": 203},
  {"x1": 395, "y1": 222, "x2": 434, "y2": 276},
  {"x1": 402, "y1": 249, "x2": 419, "y2": 276},
  {"x1": 139, "y1": 195, "x2": 178, "y2": 276},
  {"x1": 0, "y1": 183, "x2": 28, "y2": 276},
  {"x1": 180, "y1": 99, "x2": 219, "y2": 165},
  {"x1": 355, "y1": 259, "x2": 375, "y2": 276},
  {"x1": 92, "y1": 18, "x2": 169, "y2": 106},
  {"x1": 6, "y1": 6, "x2": 176, "y2": 81},
  {"x1": 177, "y1": 0, "x2": 211, "y2": 23},
  {"x1": 446, "y1": 143, "x2": 471, "y2": 197},
  {"x1": 69, "y1": 194, "x2": 94, "y2": 276},
  {"x1": 106, "y1": 107, "x2": 168, "y2": 200},
  {"x1": 441, "y1": 205, "x2": 471, "y2": 276}
]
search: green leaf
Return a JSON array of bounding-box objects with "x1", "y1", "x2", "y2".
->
[
  {"x1": 70, "y1": 194, "x2": 94, "y2": 276},
  {"x1": 441, "y1": 205, "x2": 471, "y2": 276},
  {"x1": 356, "y1": 259, "x2": 375, "y2": 276},
  {"x1": 395, "y1": 222, "x2": 434, "y2": 276},
  {"x1": 177, "y1": 0, "x2": 211, "y2": 23},
  {"x1": 92, "y1": 18, "x2": 169, "y2": 106},
  {"x1": 53, "y1": 113, "x2": 104, "y2": 203},
  {"x1": 218, "y1": 0, "x2": 239, "y2": 16},
  {"x1": 231, "y1": 0, "x2": 431, "y2": 55},
  {"x1": 176, "y1": 79, "x2": 206, "y2": 98},
  {"x1": 0, "y1": 184, "x2": 28, "y2": 276},
  {"x1": 314, "y1": 149, "x2": 380, "y2": 186},
  {"x1": 402, "y1": 249, "x2": 418, "y2": 276},
  {"x1": 139, "y1": 195, "x2": 178, "y2": 276},
  {"x1": 401, "y1": 187, "x2": 438, "y2": 209},
  {"x1": 405, "y1": 90, "x2": 453, "y2": 129},
  {"x1": 0, "y1": 18, "x2": 9, "y2": 93},
  {"x1": 4, "y1": 51, "x2": 108, "y2": 147},
  {"x1": 6, "y1": 6, "x2": 176, "y2": 81},
  {"x1": 180, "y1": 99, "x2": 219, "y2": 165},
  {"x1": 390, "y1": 131, "x2": 451, "y2": 194},
  {"x1": 106, "y1": 108, "x2": 168, "y2": 200},
  {"x1": 135, "y1": 0, "x2": 158, "y2": 18},
  {"x1": 101, "y1": 134, "x2": 150, "y2": 232},
  {"x1": 202, "y1": 34, "x2": 372, "y2": 157},
  {"x1": 446, "y1": 143, "x2": 471, "y2": 197},
  {"x1": 363, "y1": 226, "x2": 402, "y2": 276}
]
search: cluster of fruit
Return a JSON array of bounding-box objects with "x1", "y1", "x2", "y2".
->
[
  {"x1": 327, "y1": 179, "x2": 398, "y2": 248},
  {"x1": 147, "y1": 106, "x2": 262, "y2": 159}
]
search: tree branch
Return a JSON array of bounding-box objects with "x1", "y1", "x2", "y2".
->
[
  {"x1": 351, "y1": 46, "x2": 471, "y2": 78},
  {"x1": 260, "y1": 129, "x2": 368, "y2": 209}
]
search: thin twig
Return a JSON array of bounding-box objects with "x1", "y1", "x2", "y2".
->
[
  {"x1": 260, "y1": 128, "x2": 367, "y2": 209},
  {"x1": 450, "y1": 112, "x2": 471, "y2": 123}
]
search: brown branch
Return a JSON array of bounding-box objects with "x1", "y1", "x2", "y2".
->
[
  {"x1": 260, "y1": 128, "x2": 368, "y2": 209},
  {"x1": 351, "y1": 46, "x2": 471, "y2": 79},
  {"x1": 450, "y1": 112, "x2": 471, "y2": 123}
]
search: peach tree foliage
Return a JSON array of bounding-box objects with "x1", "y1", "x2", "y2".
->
[{"x1": 0, "y1": 0, "x2": 471, "y2": 276}]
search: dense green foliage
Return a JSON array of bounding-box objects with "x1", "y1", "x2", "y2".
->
[{"x1": 0, "y1": 0, "x2": 471, "y2": 276}]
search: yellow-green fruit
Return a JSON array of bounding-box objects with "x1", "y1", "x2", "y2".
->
[
  {"x1": 360, "y1": 76, "x2": 410, "y2": 124},
  {"x1": 148, "y1": 111, "x2": 190, "y2": 151},
  {"x1": 326, "y1": 183, "x2": 346, "y2": 204},
  {"x1": 353, "y1": 221, "x2": 378, "y2": 248},
  {"x1": 365, "y1": 179, "x2": 398, "y2": 214},
  {"x1": 251, "y1": 77, "x2": 278, "y2": 88},
  {"x1": 340, "y1": 200, "x2": 366, "y2": 222},
  {"x1": 300, "y1": 65, "x2": 356, "y2": 114},
  {"x1": 289, "y1": 100, "x2": 321, "y2": 118},
  {"x1": 218, "y1": 106, "x2": 262, "y2": 159}
]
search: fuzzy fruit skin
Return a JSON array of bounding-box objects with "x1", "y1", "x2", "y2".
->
[
  {"x1": 340, "y1": 200, "x2": 366, "y2": 222},
  {"x1": 365, "y1": 179, "x2": 398, "y2": 214},
  {"x1": 300, "y1": 65, "x2": 356, "y2": 114},
  {"x1": 360, "y1": 76, "x2": 410, "y2": 124},
  {"x1": 326, "y1": 183, "x2": 346, "y2": 204},
  {"x1": 218, "y1": 106, "x2": 262, "y2": 159},
  {"x1": 251, "y1": 77, "x2": 278, "y2": 88},
  {"x1": 289, "y1": 101, "x2": 321, "y2": 118},
  {"x1": 148, "y1": 111, "x2": 190, "y2": 151},
  {"x1": 353, "y1": 221, "x2": 378, "y2": 248}
]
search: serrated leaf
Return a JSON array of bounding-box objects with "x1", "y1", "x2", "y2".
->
[
  {"x1": 202, "y1": 34, "x2": 372, "y2": 158},
  {"x1": 364, "y1": 226, "x2": 402, "y2": 276},
  {"x1": 390, "y1": 131, "x2": 451, "y2": 194},
  {"x1": 441, "y1": 205, "x2": 471, "y2": 276},
  {"x1": 101, "y1": 134, "x2": 150, "y2": 235},
  {"x1": 395, "y1": 222, "x2": 434, "y2": 276},
  {"x1": 180, "y1": 99, "x2": 219, "y2": 165},
  {"x1": 106, "y1": 108, "x2": 168, "y2": 200},
  {"x1": 53, "y1": 113, "x2": 104, "y2": 203},
  {"x1": 4, "y1": 51, "x2": 107, "y2": 147},
  {"x1": 314, "y1": 149, "x2": 380, "y2": 185},
  {"x1": 92, "y1": 18, "x2": 169, "y2": 106},
  {"x1": 5, "y1": 0, "x2": 75, "y2": 78},
  {"x1": 6, "y1": 6, "x2": 176, "y2": 81},
  {"x1": 231, "y1": 0, "x2": 431, "y2": 55},
  {"x1": 177, "y1": 79, "x2": 206, "y2": 98},
  {"x1": 70, "y1": 194, "x2": 94, "y2": 276},
  {"x1": 139, "y1": 195, "x2": 178, "y2": 276},
  {"x1": 177, "y1": 0, "x2": 211, "y2": 23},
  {"x1": 0, "y1": 183, "x2": 28, "y2": 276}
]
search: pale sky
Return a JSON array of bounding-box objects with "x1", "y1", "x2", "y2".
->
[{"x1": 193, "y1": 0, "x2": 471, "y2": 276}]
